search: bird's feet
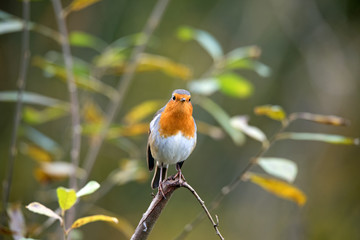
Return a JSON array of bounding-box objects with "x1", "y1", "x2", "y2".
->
[
  {"x1": 174, "y1": 170, "x2": 186, "y2": 186},
  {"x1": 158, "y1": 181, "x2": 166, "y2": 199}
]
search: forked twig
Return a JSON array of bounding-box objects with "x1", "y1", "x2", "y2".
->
[{"x1": 131, "y1": 177, "x2": 224, "y2": 240}]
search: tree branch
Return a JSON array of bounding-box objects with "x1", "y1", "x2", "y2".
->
[
  {"x1": 131, "y1": 177, "x2": 224, "y2": 240},
  {"x1": 1, "y1": 0, "x2": 30, "y2": 230}
]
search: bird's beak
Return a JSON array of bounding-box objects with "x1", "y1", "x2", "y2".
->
[{"x1": 180, "y1": 98, "x2": 186, "y2": 102}]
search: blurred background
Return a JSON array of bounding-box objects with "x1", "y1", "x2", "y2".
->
[{"x1": 0, "y1": 0, "x2": 360, "y2": 239}]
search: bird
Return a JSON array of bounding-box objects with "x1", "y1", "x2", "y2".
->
[{"x1": 147, "y1": 89, "x2": 197, "y2": 193}]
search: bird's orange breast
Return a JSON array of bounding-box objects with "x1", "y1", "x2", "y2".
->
[{"x1": 158, "y1": 99, "x2": 195, "y2": 139}]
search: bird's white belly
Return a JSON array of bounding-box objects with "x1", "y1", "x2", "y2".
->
[{"x1": 151, "y1": 131, "x2": 196, "y2": 165}]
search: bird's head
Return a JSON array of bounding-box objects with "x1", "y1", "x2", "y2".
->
[{"x1": 164, "y1": 89, "x2": 193, "y2": 116}]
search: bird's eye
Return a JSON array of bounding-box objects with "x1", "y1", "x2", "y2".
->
[
  {"x1": 188, "y1": 98, "x2": 191, "y2": 102},
  {"x1": 172, "y1": 95, "x2": 176, "y2": 101}
]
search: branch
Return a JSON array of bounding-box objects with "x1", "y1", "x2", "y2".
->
[
  {"x1": 174, "y1": 121, "x2": 292, "y2": 240},
  {"x1": 81, "y1": 0, "x2": 171, "y2": 186},
  {"x1": 51, "y1": 0, "x2": 81, "y2": 191},
  {"x1": 1, "y1": 0, "x2": 30, "y2": 228},
  {"x1": 51, "y1": 0, "x2": 81, "y2": 231},
  {"x1": 131, "y1": 177, "x2": 224, "y2": 240}
]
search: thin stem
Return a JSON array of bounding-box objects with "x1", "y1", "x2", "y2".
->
[
  {"x1": 51, "y1": 0, "x2": 81, "y2": 190},
  {"x1": 1, "y1": 0, "x2": 30, "y2": 229},
  {"x1": 81, "y1": 0, "x2": 171, "y2": 185},
  {"x1": 175, "y1": 120, "x2": 292, "y2": 240},
  {"x1": 182, "y1": 182, "x2": 224, "y2": 240},
  {"x1": 51, "y1": 0, "x2": 81, "y2": 232}
]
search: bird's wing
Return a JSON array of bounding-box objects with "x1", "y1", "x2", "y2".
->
[{"x1": 147, "y1": 141, "x2": 155, "y2": 171}]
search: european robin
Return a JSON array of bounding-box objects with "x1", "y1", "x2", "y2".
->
[{"x1": 147, "y1": 89, "x2": 197, "y2": 192}]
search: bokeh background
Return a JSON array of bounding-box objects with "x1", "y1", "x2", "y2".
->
[{"x1": 1, "y1": 0, "x2": 360, "y2": 239}]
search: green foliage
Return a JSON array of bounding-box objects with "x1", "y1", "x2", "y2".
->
[
  {"x1": 26, "y1": 181, "x2": 118, "y2": 240},
  {"x1": 217, "y1": 72, "x2": 253, "y2": 98},
  {"x1": 57, "y1": 187, "x2": 77, "y2": 211}
]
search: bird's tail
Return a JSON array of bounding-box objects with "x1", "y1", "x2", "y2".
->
[{"x1": 151, "y1": 164, "x2": 168, "y2": 189}]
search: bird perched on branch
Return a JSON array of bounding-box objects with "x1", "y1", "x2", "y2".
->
[{"x1": 147, "y1": 89, "x2": 197, "y2": 194}]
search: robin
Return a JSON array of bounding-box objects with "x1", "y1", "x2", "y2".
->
[{"x1": 147, "y1": 89, "x2": 197, "y2": 193}]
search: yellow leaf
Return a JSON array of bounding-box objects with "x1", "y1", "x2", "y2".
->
[
  {"x1": 68, "y1": 0, "x2": 102, "y2": 12},
  {"x1": 83, "y1": 101, "x2": 104, "y2": 125},
  {"x1": 123, "y1": 100, "x2": 164, "y2": 125},
  {"x1": 107, "y1": 123, "x2": 149, "y2": 139},
  {"x1": 247, "y1": 173, "x2": 306, "y2": 206},
  {"x1": 57, "y1": 187, "x2": 77, "y2": 211},
  {"x1": 71, "y1": 215, "x2": 118, "y2": 229},
  {"x1": 113, "y1": 53, "x2": 192, "y2": 80},
  {"x1": 254, "y1": 105, "x2": 286, "y2": 121},
  {"x1": 22, "y1": 143, "x2": 52, "y2": 163}
]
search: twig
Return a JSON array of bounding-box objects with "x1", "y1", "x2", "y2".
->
[
  {"x1": 182, "y1": 182, "x2": 224, "y2": 240},
  {"x1": 1, "y1": 0, "x2": 30, "y2": 229},
  {"x1": 131, "y1": 177, "x2": 224, "y2": 240},
  {"x1": 81, "y1": 0, "x2": 171, "y2": 185},
  {"x1": 51, "y1": 0, "x2": 81, "y2": 230},
  {"x1": 51, "y1": 0, "x2": 81, "y2": 190},
  {"x1": 174, "y1": 121, "x2": 292, "y2": 240}
]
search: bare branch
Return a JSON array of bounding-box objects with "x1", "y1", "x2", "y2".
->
[
  {"x1": 131, "y1": 177, "x2": 224, "y2": 240},
  {"x1": 51, "y1": 0, "x2": 81, "y2": 230},
  {"x1": 1, "y1": 0, "x2": 30, "y2": 228},
  {"x1": 51, "y1": 0, "x2": 81, "y2": 191}
]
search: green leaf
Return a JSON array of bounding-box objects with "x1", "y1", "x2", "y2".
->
[
  {"x1": 230, "y1": 116, "x2": 267, "y2": 143},
  {"x1": 57, "y1": 187, "x2": 77, "y2": 211},
  {"x1": 177, "y1": 26, "x2": 223, "y2": 60},
  {"x1": 0, "y1": 20, "x2": 23, "y2": 35},
  {"x1": 76, "y1": 181, "x2": 100, "y2": 197},
  {"x1": 217, "y1": 73, "x2": 253, "y2": 98},
  {"x1": 226, "y1": 59, "x2": 271, "y2": 77},
  {"x1": 188, "y1": 78, "x2": 219, "y2": 96},
  {"x1": 0, "y1": 91, "x2": 67, "y2": 107},
  {"x1": 254, "y1": 105, "x2": 286, "y2": 121},
  {"x1": 23, "y1": 126, "x2": 63, "y2": 156},
  {"x1": 69, "y1": 31, "x2": 107, "y2": 51},
  {"x1": 23, "y1": 104, "x2": 69, "y2": 125},
  {"x1": 277, "y1": 132, "x2": 359, "y2": 145},
  {"x1": 257, "y1": 158, "x2": 298, "y2": 182},
  {"x1": 26, "y1": 202, "x2": 62, "y2": 223},
  {"x1": 198, "y1": 97, "x2": 245, "y2": 145}
]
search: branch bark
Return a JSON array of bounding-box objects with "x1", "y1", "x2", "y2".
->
[{"x1": 131, "y1": 177, "x2": 224, "y2": 240}]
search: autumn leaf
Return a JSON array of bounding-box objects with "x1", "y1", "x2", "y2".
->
[
  {"x1": 71, "y1": 215, "x2": 118, "y2": 229},
  {"x1": 289, "y1": 112, "x2": 350, "y2": 126},
  {"x1": 246, "y1": 173, "x2": 306, "y2": 206},
  {"x1": 254, "y1": 105, "x2": 286, "y2": 121}
]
